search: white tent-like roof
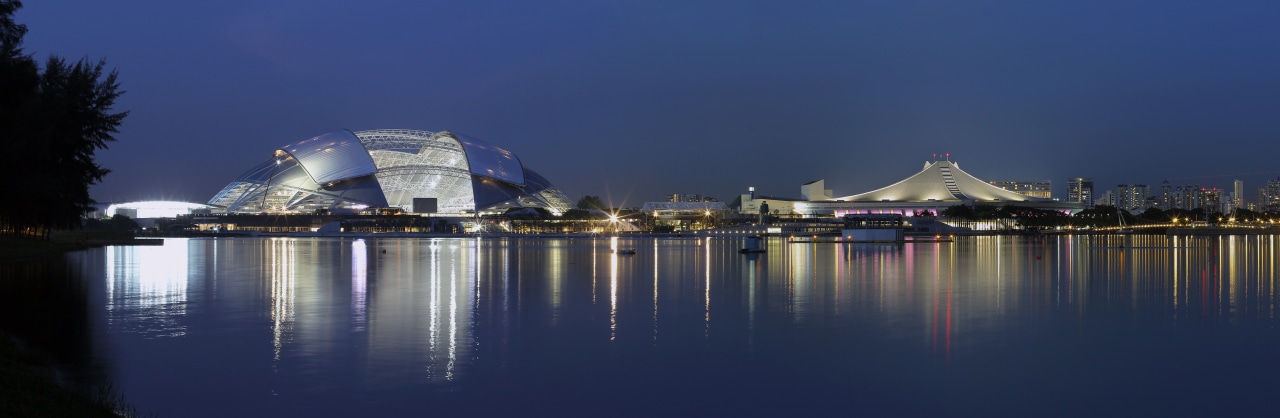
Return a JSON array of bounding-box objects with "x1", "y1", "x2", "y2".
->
[{"x1": 836, "y1": 160, "x2": 1047, "y2": 202}]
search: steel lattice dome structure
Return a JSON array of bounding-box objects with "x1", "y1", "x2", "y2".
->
[{"x1": 208, "y1": 129, "x2": 572, "y2": 215}]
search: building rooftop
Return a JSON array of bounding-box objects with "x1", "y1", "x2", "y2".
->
[{"x1": 836, "y1": 160, "x2": 1051, "y2": 202}]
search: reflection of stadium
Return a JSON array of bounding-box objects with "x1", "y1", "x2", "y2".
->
[
  {"x1": 741, "y1": 159, "x2": 1081, "y2": 217},
  {"x1": 208, "y1": 129, "x2": 572, "y2": 216}
]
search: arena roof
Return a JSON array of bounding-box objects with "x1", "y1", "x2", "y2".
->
[
  {"x1": 209, "y1": 129, "x2": 571, "y2": 215},
  {"x1": 105, "y1": 201, "x2": 213, "y2": 219},
  {"x1": 790, "y1": 159, "x2": 1081, "y2": 216},
  {"x1": 836, "y1": 160, "x2": 1051, "y2": 202},
  {"x1": 277, "y1": 130, "x2": 379, "y2": 185}
]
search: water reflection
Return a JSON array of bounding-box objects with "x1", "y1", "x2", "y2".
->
[
  {"x1": 26, "y1": 234, "x2": 1280, "y2": 416},
  {"x1": 653, "y1": 239, "x2": 660, "y2": 342},
  {"x1": 352, "y1": 239, "x2": 367, "y2": 332},
  {"x1": 366, "y1": 238, "x2": 473, "y2": 385},
  {"x1": 610, "y1": 237, "x2": 618, "y2": 341},
  {"x1": 269, "y1": 238, "x2": 294, "y2": 365},
  {"x1": 85, "y1": 235, "x2": 1280, "y2": 357},
  {"x1": 105, "y1": 238, "x2": 190, "y2": 338}
]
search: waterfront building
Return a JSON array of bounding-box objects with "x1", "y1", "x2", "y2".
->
[
  {"x1": 739, "y1": 158, "x2": 1080, "y2": 218},
  {"x1": 668, "y1": 193, "x2": 718, "y2": 203},
  {"x1": 208, "y1": 129, "x2": 572, "y2": 216},
  {"x1": 1068, "y1": 178, "x2": 1094, "y2": 209},
  {"x1": 643, "y1": 201, "x2": 730, "y2": 231},
  {"x1": 738, "y1": 194, "x2": 800, "y2": 219},
  {"x1": 801, "y1": 180, "x2": 833, "y2": 201},
  {"x1": 988, "y1": 180, "x2": 1051, "y2": 199},
  {"x1": 87, "y1": 200, "x2": 213, "y2": 229}
]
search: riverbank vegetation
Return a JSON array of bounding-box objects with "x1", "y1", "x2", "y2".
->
[
  {"x1": 0, "y1": 2, "x2": 139, "y2": 415},
  {"x1": 1, "y1": 0, "x2": 127, "y2": 239}
]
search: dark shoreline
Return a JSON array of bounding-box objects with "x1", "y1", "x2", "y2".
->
[{"x1": 0, "y1": 234, "x2": 142, "y2": 417}]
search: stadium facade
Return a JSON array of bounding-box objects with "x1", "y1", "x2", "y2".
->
[{"x1": 209, "y1": 129, "x2": 572, "y2": 216}]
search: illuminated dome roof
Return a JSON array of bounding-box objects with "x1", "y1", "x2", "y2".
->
[{"x1": 208, "y1": 129, "x2": 571, "y2": 215}]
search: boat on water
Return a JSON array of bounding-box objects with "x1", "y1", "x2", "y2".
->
[
  {"x1": 740, "y1": 236, "x2": 766, "y2": 254},
  {"x1": 613, "y1": 249, "x2": 636, "y2": 255}
]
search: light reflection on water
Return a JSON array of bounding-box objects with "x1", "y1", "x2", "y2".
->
[
  {"x1": 105, "y1": 240, "x2": 189, "y2": 338},
  {"x1": 69, "y1": 234, "x2": 1280, "y2": 416}
]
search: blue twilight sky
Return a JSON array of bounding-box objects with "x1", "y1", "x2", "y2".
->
[{"x1": 16, "y1": 1, "x2": 1280, "y2": 206}]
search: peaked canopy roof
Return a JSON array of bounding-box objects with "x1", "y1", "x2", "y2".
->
[{"x1": 836, "y1": 160, "x2": 1049, "y2": 202}]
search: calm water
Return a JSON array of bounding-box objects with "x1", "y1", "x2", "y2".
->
[{"x1": 5, "y1": 234, "x2": 1280, "y2": 416}]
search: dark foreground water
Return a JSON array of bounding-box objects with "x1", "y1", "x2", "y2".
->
[{"x1": 4, "y1": 234, "x2": 1280, "y2": 417}]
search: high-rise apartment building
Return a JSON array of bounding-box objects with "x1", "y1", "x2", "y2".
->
[
  {"x1": 1115, "y1": 184, "x2": 1151, "y2": 212},
  {"x1": 1171, "y1": 185, "x2": 1214, "y2": 211},
  {"x1": 1202, "y1": 188, "x2": 1223, "y2": 213},
  {"x1": 1068, "y1": 178, "x2": 1094, "y2": 208},
  {"x1": 1263, "y1": 178, "x2": 1280, "y2": 212},
  {"x1": 1096, "y1": 190, "x2": 1115, "y2": 208},
  {"x1": 1161, "y1": 180, "x2": 1172, "y2": 209},
  {"x1": 988, "y1": 180, "x2": 1052, "y2": 199},
  {"x1": 1233, "y1": 179, "x2": 1245, "y2": 209}
]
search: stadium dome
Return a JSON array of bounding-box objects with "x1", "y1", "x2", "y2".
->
[{"x1": 208, "y1": 129, "x2": 572, "y2": 215}]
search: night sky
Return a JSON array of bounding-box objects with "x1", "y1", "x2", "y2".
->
[{"x1": 17, "y1": 1, "x2": 1280, "y2": 206}]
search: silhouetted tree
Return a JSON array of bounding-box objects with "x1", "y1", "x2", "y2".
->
[
  {"x1": 0, "y1": 1, "x2": 126, "y2": 238},
  {"x1": 998, "y1": 206, "x2": 1069, "y2": 228},
  {"x1": 560, "y1": 208, "x2": 591, "y2": 220},
  {"x1": 576, "y1": 195, "x2": 605, "y2": 211},
  {"x1": 108, "y1": 214, "x2": 138, "y2": 231},
  {"x1": 1139, "y1": 208, "x2": 1168, "y2": 222},
  {"x1": 1073, "y1": 205, "x2": 1126, "y2": 228},
  {"x1": 940, "y1": 204, "x2": 973, "y2": 220}
]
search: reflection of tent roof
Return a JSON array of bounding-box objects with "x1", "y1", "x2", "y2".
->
[{"x1": 837, "y1": 160, "x2": 1048, "y2": 202}]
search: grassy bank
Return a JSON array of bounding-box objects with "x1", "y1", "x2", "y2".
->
[
  {"x1": 0, "y1": 233, "x2": 144, "y2": 417},
  {"x1": 0, "y1": 230, "x2": 133, "y2": 263}
]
